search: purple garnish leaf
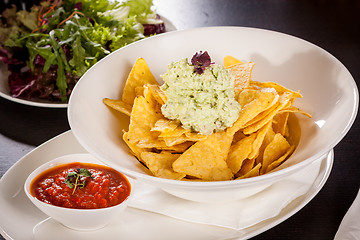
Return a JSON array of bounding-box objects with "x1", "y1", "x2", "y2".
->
[
  {"x1": 74, "y1": 2, "x2": 83, "y2": 11},
  {"x1": 143, "y1": 14, "x2": 166, "y2": 36},
  {"x1": 191, "y1": 51, "x2": 212, "y2": 74},
  {"x1": 143, "y1": 22, "x2": 166, "y2": 36}
]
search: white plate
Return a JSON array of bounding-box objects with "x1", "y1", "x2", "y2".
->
[
  {"x1": 0, "y1": 130, "x2": 333, "y2": 240},
  {"x1": 0, "y1": 16, "x2": 176, "y2": 108}
]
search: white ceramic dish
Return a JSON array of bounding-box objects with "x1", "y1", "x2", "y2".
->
[
  {"x1": 68, "y1": 26, "x2": 358, "y2": 202},
  {"x1": 24, "y1": 153, "x2": 133, "y2": 231},
  {"x1": 0, "y1": 131, "x2": 333, "y2": 240}
]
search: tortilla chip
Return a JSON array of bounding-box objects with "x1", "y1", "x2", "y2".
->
[
  {"x1": 273, "y1": 112, "x2": 289, "y2": 136},
  {"x1": 161, "y1": 130, "x2": 208, "y2": 147},
  {"x1": 237, "y1": 158, "x2": 255, "y2": 177},
  {"x1": 135, "y1": 86, "x2": 145, "y2": 97},
  {"x1": 248, "y1": 121, "x2": 272, "y2": 159},
  {"x1": 143, "y1": 85, "x2": 162, "y2": 113},
  {"x1": 103, "y1": 98, "x2": 132, "y2": 117},
  {"x1": 228, "y1": 88, "x2": 279, "y2": 135},
  {"x1": 227, "y1": 62, "x2": 255, "y2": 98},
  {"x1": 136, "y1": 139, "x2": 193, "y2": 152},
  {"x1": 255, "y1": 124, "x2": 276, "y2": 166},
  {"x1": 232, "y1": 130, "x2": 246, "y2": 143},
  {"x1": 151, "y1": 119, "x2": 180, "y2": 133},
  {"x1": 236, "y1": 162, "x2": 261, "y2": 179},
  {"x1": 161, "y1": 134, "x2": 192, "y2": 146},
  {"x1": 224, "y1": 55, "x2": 243, "y2": 68},
  {"x1": 141, "y1": 152, "x2": 186, "y2": 180},
  {"x1": 127, "y1": 96, "x2": 163, "y2": 145},
  {"x1": 122, "y1": 58, "x2": 158, "y2": 105},
  {"x1": 159, "y1": 125, "x2": 189, "y2": 138},
  {"x1": 145, "y1": 84, "x2": 167, "y2": 105},
  {"x1": 173, "y1": 131, "x2": 234, "y2": 181},
  {"x1": 242, "y1": 103, "x2": 278, "y2": 130},
  {"x1": 266, "y1": 145, "x2": 295, "y2": 173},
  {"x1": 241, "y1": 89, "x2": 279, "y2": 128},
  {"x1": 227, "y1": 133, "x2": 257, "y2": 174},
  {"x1": 278, "y1": 106, "x2": 312, "y2": 118},
  {"x1": 122, "y1": 131, "x2": 149, "y2": 163},
  {"x1": 184, "y1": 131, "x2": 208, "y2": 141},
  {"x1": 251, "y1": 81, "x2": 303, "y2": 99},
  {"x1": 261, "y1": 133, "x2": 291, "y2": 174},
  {"x1": 243, "y1": 92, "x2": 293, "y2": 135}
]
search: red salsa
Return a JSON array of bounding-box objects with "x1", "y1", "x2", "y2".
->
[{"x1": 30, "y1": 162, "x2": 131, "y2": 209}]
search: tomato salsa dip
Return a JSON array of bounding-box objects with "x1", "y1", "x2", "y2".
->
[{"x1": 30, "y1": 162, "x2": 131, "y2": 209}]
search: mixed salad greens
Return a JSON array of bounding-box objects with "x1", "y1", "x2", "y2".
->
[{"x1": 0, "y1": 0, "x2": 165, "y2": 102}]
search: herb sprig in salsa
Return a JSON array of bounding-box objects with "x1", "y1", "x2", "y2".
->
[{"x1": 64, "y1": 168, "x2": 92, "y2": 195}]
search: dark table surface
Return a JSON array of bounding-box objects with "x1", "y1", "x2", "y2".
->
[{"x1": 1, "y1": 0, "x2": 360, "y2": 239}]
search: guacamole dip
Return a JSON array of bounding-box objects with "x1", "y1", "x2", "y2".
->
[{"x1": 160, "y1": 57, "x2": 241, "y2": 135}]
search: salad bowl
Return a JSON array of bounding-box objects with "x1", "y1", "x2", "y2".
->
[{"x1": 0, "y1": 0, "x2": 175, "y2": 108}]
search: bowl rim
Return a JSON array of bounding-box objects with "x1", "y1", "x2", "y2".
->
[{"x1": 68, "y1": 26, "x2": 359, "y2": 187}]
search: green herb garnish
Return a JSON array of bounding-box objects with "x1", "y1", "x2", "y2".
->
[{"x1": 64, "y1": 168, "x2": 92, "y2": 195}]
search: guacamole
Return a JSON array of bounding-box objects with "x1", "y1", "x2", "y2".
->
[{"x1": 160, "y1": 57, "x2": 241, "y2": 135}]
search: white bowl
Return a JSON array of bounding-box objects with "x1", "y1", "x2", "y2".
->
[
  {"x1": 68, "y1": 27, "x2": 358, "y2": 203},
  {"x1": 24, "y1": 153, "x2": 133, "y2": 231}
]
